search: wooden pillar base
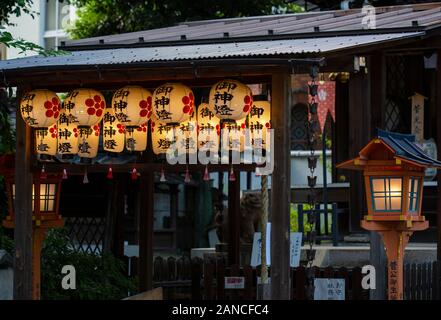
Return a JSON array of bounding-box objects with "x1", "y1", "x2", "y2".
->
[{"x1": 361, "y1": 220, "x2": 428, "y2": 300}]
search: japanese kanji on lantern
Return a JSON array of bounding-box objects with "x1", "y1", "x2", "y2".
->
[
  {"x1": 152, "y1": 83, "x2": 194, "y2": 124},
  {"x1": 209, "y1": 79, "x2": 253, "y2": 120},
  {"x1": 103, "y1": 106, "x2": 125, "y2": 153},
  {"x1": 112, "y1": 86, "x2": 153, "y2": 127},
  {"x1": 197, "y1": 103, "x2": 219, "y2": 154},
  {"x1": 249, "y1": 99, "x2": 271, "y2": 151},
  {"x1": 64, "y1": 88, "x2": 106, "y2": 127},
  {"x1": 151, "y1": 120, "x2": 178, "y2": 155},
  {"x1": 57, "y1": 111, "x2": 79, "y2": 156},
  {"x1": 126, "y1": 123, "x2": 148, "y2": 152},
  {"x1": 221, "y1": 119, "x2": 246, "y2": 153},
  {"x1": 20, "y1": 89, "x2": 61, "y2": 127},
  {"x1": 78, "y1": 124, "x2": 100, "y2": 158},
  {"x1": 35, "y1": 124, "x2": 58, "y2": 157},
  {"x1": 177, "y1": 111, "x2": 197, "y2": 154}
]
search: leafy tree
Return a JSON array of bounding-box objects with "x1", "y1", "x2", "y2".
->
[
  {"x1": 0, "y1": 0, "x2": 60, "y2": 56},
  {"x1": 41, "y1": 229, "x2": 137, "y2": 300},
  {"x1": 69, "y1": 0, "x2": 303, "y2": 39}
]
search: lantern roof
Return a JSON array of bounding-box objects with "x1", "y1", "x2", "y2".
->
[{"x1": 337, "y1": 129, "x2": 441, "y2": 170}]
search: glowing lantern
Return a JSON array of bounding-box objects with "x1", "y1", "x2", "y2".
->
[
  {"x1": 177, "y1": 111, "x2": 197, "y2": 154},
  {"x1": 249, "y1": 99, "x2": 271, "y2": 151},
  {"x1": 64, "y1": 88, "x2": 106, "y2": 127},
  {"x1": 126, "y1": 123, "x2": 148, "y2": 152},
  {"x1": 151, "y1": 120, "x2": 178, "y2": 155},
  {"x1": 112, "y1": 86, "x2": 153, "y2": 127},
  {"x1": 197, "y1": 103, "x2": 219, "y2": 154},
  {"x1": 221, "y1": 120, "x2": 246, "y2": 153},
  {"x1": 103, "y1": 106, "x2": 125, "y2": 153},
  {"x1": 152, "y1": 83, "x2": 194, "y2": 123},
  {"x1": 209, "y1": 79, "x2": 253, "y2": 120},
  {"x1": 78, "y1": 124, "x2": 100, "y2": 158},
  {"x1": 57, "y1": 111, "x2": 79, "y2": 155},
  {"x1": 20, "y1": 89, "x2": 61, "y2": 127},
  {"x1": 35, "y1": 124, "x2": 58, "y2": 157}
]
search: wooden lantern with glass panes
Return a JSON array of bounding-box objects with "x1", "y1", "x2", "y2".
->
[
  {"x1": 2, "y1": 170, "x2": 63, "y2": 229},
  {"x1": 337, "y1": 129, "x2": 441, "y2": 300},
  {"x1": 337, "y1": 129, "x2": 441, "y2": 225}
]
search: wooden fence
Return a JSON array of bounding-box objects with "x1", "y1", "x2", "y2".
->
[
  {"x1": 404, "y1": 261, "x2": 441, "y2": 300},
  {"x1": 123, "y1": 256, "x2": 441, "y2": 300}
]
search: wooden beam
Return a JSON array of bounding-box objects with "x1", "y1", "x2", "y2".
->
[
  {"x1": 138, "y1": 130, "x2": 154, "y2": 291},
  {"x1": 437, "y1": 49, "x2": 441, "y2": 261},
  {"x1": 368, "y1": 52, "x2": 387, "y2": 300},
  {"x1": 228, "y1": 172, "x2": 240, "y2": 265},
  {"x1": 13, "y1": 89, "x2": 33, "y2": 299},
  {"x1": 34, "y1": 162, "x2": 258, "y2": 174},
  {"x1": 270, "y1": 72, "x2": 291, "y2": 300},
  {"x1": 5, "y1": 66, "x2": 277, "y2": 90},
  {"x1": 347, "y1": 65, "x2": 371, "y2": 233}
]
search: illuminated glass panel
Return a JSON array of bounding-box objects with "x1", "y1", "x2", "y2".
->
[
  {"x1": 370, "y1": 177, "x2": 402, "y2": 212},
  {"x1": 408, "y1": 177, "x2": 420, "y2": 213}
]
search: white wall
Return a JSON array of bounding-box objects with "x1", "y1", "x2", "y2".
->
[{"x1": 4, "y1": 0, "x2": 44, "y2": 59}]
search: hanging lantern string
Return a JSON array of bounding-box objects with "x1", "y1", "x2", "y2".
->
[
  {"x1": 203, "y1": 165, "x2": 210, "y2": 181},
  {"x1": 229, "y1": 165, "x2": 236, "y2": 181},
  {"x1": 160, "y1": 166, "x2": 167, "y2": 182},
  {"x1": 184, "y1": 165, "x2": 191, "y2": 184},
  {"x1": 62, "y1": 168, "x2": 68, "y2": 180},
  {"x1": 83, "y1": 168, "x2": 89, "y2": 184},
  {"x1": 107, "y1": 166, "x2": 113, "y2": 180},
  {"x1": 131, "y1": 167, "x2": 138, "y2": 181},
  {"x1": 40, "y1": 165, "x2": 47, "y2": 179}
]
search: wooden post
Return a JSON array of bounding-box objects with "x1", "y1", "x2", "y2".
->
[
  {"x1": 362, "y1": 221, "x2": 428, "y2": 300},
  {"x1": 32, "y1": 228, "x2": 45, "y2": 300},
  {"x1": 270, "y1": 72, "x2": 291, "y2": 300},
  {"x1": 437, "y1": 50, "x2": 441, "y2": 261},
  {"x1": 348, "y1": 69, "x2": 371, "y2": 233},
  {"x1": 228, "y1": 172, "x2": 240, "y2": 265},
  {"x1": 13, "y1": 92, "x2": 34, "y2": 300},
  {"x1": 368, "y1": 53, "x2": 387, "y2": 300},
  {"x1": 139, "y1": 127, "x2": 154, "y2": 292}
]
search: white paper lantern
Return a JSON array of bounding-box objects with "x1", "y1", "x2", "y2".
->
[
  {"x1": 103, "y1": 106, "x2": 125, "y2": 153},
  {"x1": 112, "y1": 86, "x2": 153, "y2": 127},
  {"x1": 209, "y1": 79, "x2": 253, "y2": 120},
  {"x1": 152, "y1": 83, "x2": 194, "y2": 123}
]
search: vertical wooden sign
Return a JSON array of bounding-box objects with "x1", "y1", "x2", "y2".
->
[{"x1": 409, "y1": 92, "x2": 427, "y2": 142}]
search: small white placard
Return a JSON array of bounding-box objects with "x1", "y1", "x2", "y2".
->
[
  {"x1": 250, "y1": 224, "x2": 302, "y2": 267},
  {"x1": 290, "y1": 232, "x2": 302, "y2": 267},
  {"x1": 313, "y1": 278, "x2": 345, "y2": 300},
  {"x1": 250, "y1": 223, "x2": 271, "y2": 267},
  {"x1": 224, "y1": 277, "x2": 245, "y2": 289}
]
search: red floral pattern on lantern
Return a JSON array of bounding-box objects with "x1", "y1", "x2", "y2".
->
[
  {"x1": 49, "y1": 125, "x2": 58, "y2": 138},
  {"x1": 181, "y1": 93, "x2": 195, "y2": 115},
  {"x1": 242, "y1": 95, "x2": 253, "y2": 113},
  {"x1": 85, "y1": 95, "x2": 104, "y2": 117},
  {"x1": 73, "y1": 127, "x2": 78, "y2": 138},
  {"x1": 138, "y1": 96, "x2": 153, "y2": 118},
  {"x1": 93, "y1": 124, "x2": 100, "y2": 136},
  {"x1": 44, "y1": 97, "x2": 61, "y2": 119},
  {"x1": 136, "y1": 123, "x2": 147, "y2": 132},
  {"x1": 116, "y1": 123, "x2": 125, "y2": 134}
]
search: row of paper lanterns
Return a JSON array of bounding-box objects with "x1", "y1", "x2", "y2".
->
[{"x1": 20, "y1": 80, "x2": 271, "y2": 158}]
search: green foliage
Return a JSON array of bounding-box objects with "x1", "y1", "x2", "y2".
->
[
  {"x1": 41, "y1": 229, "x2": 137, "y2": 300},
  {"x1": 290, "y1": 203, "x2": 312, "y2": 234},
  {"x1": 0, "y1": 1, "x2": 67, "y2": 56},
  {"x1": 69, "y1": 0, "x2": 303, "y2": 39},
  {"x1": 0, "y1": 89, "x2": 15, "y2": 154},
  {"x1": 0, "y1": 89, "x2": 15, "y2": 254},
  {"x1": 0, "y1": 0, "x2": 36, "y2": 26},
  {"x1": 290, "y1": 203, "x2": 332, "y2": 235}
]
